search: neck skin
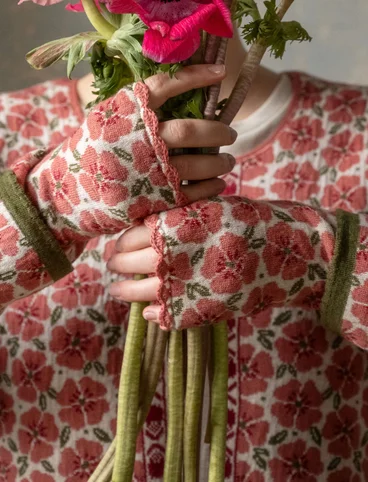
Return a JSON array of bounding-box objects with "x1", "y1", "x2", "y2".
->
[{"x1": 77, "y1": 31, "x2": 280, "y2": 122}]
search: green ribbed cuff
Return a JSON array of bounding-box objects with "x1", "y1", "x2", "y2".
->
[
  {"x1": 321, "y1": 209, "x2": 360, "y2": 334},
  {"x1": 0, "y1": 171, "x2": 73, "y2": 281}
]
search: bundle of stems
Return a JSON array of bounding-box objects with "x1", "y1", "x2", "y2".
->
[{"x1": 85, "y1": 2, "x2": 301, "y2": 481}]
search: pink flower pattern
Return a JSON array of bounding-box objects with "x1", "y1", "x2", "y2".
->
[{"x1": 0, "y1": 72, "x2": 367, "y2": 480}]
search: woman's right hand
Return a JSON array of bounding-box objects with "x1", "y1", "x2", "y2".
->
[
  {"x1": 26, "y1": 64, "x2": 237, "y2": 242},
  {"x1": 144, "y1": 64, "x2": 237, "y2": 201}
]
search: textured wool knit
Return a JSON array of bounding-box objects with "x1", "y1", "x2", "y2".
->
[{"x1": 0, "y1": 72, "x2": 367, "y2": 482}]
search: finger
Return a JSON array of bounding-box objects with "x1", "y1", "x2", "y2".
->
[
  {"x1": 145, "y1": 64, "x2": 226, "y2": 110},
  {"x1": 107, "y1": 247, "x2": 158, "y2": 275},
  {"x1": 159, "y1": 119, "x2": 237, "y2": 150},
  {"x1": 115, "y1": 225, "x2": 151, "y2": 252},
  {"x1": 182, "y1": 178, "x2": 226, "y2": 202},
  {"x1": 170, "y1": 153, "x2": 235, "y2": 181},
  {"x1": 109, "y1": 277, "x2": 159, "y2": 302},
  {"x1": 142, "y1": 304, "x2": 161, "y2": 323}
]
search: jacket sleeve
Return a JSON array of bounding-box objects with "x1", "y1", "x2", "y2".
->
[
  {"x1": 0, "y1": 82, "x2": 185, "y2": 312},
  {"x1": 145, "y1": 195, "x2": 368, "y2": 350}
]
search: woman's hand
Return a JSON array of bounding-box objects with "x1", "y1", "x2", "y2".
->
[
  {"x1": 142, "y1": 64, "x2": 237, "y2": 201},
  {"x1": 27, "y1": 64, "x2": 237, "y2": 242},
  {"x1": 107, "y1": 225, "x2": 161, "y2": 321}
]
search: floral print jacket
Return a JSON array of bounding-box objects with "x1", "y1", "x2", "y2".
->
[{"x1": 0, "y1": 72, "x2": 368, "y2": 482}]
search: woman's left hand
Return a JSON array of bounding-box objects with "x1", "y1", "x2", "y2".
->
[{"x1": 107, "y1": 225, "x2": 161, "y2": 322}]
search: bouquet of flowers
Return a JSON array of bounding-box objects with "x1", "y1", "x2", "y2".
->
[{"x1": 18, "y1": 0, "x2": 311, "y2": 480}]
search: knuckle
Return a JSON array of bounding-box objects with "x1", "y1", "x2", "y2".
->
[
  {"x1": 118, "y1": 282, "x2": 134, "y2": 301},
  {"x1": 175, "y1": 157, "x2": 190, "y2": 179},
  {"x1": 145, "y1": 73, "x2": 167, "y2": 93},
  {"x1": 169, "y1": 120, "x2": 192, "y2": 145}
]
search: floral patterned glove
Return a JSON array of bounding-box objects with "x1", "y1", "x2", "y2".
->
[
  {"x1": 0, "y1": 82, "x2": 184, "y2": 307},
  {"x1": 145, "y1": 196, "x2": 340, "y2": 331},
  {"x1": 23, "y1": 83, "x2": 185, "y2": 244}
]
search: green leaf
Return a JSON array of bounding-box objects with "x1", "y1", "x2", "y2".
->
[
  {"x1": 7, "y1": 438, "x2": 18, "y2": 452},
  {"x1": 244, "y1": 225, "x2": 255, "y2": 240},
  {"x1": 311, "y1": 231, "x2": 320, "y2": 246},
  {"x1": 26, "y1": 32, "x2": 102, "y2": 71},
  {"x1": 51, "y1": 306, "x2": 63, "y2": 326},
  {"x1": 94, "y1": 361, "x2": 105, "y2": 375},
  {"x1": 191, "y1": 248, "x2": 205, "y2": 266},
  {"x1": 333, "y1": 392, "x2": 341, "y2": 410},
  {"x1": 60, "y1": 426, "x2": 71, "y2": 448},
  {"x1": 257, "y1": 330, "x2": 274, "y2": 351},
  {"x1": 187, "y1": 283, "x2": 211, "y2": 300},
  {"x1": 93, "y1": 428, "x2": 112, "y2": 443},
  {"x1": 313, "y1": 104, "x2": 323, "y2": 117},
  {"x1": 113, "y1": 147, "x2": 133, "y2": 162},
  {"x1": 2, "y1": 373, "x2": 11, "y2": 387},
  {"x1": 310, "y1": 426, "x2": 322, "y2": 446},
  {"x1": 227, "y1": 293, "x2": 243, "y2": 307},
  {"x1": 84, "y1": 362, "x2": 92, "y2": 374},
  {"x1": 308, "y1": 263, "x2": 327, "y2": 281},
  {"x1": 250, "y1": 238, "x2": 266, "y2": 249},
  {"x1": 159, "y1": 188, "x2": 175, "y2": 204},
  {"x1": 0, "y1": 270, "x2": 16, "y2": 282},
  {"x1": 18, "y1": 456, "x2": 28, "y2": 477},
  {"x1": 276, "y1": 364, "x2": 287, "y2": 379},
  {"x1": 173, "y1": 299, "x2": 184, "y2": 316},
  {"x1": 47, "y1": 388, "x2": 57, "y2": 399},
  {"x1": 41, "y1": 460, "x2": 55, "y2": 473},
  {"x1": 39, "y1": 393, "x2": 47, "y2": 412},
  {"x1": 327, "y1": 457, "x2": 341, "y2": 471},
  {"x1": 234, "y1": 0, "x2": 260, "y2": 24},
  {"x1": 322, "y1": 386, "x2": 333, "y2": 400},
  {"x1": 287, "y1": 364, "x2": 297, "y2": 377},
  {"x1": 332, "y1": 336, "x2": 343, "y2": 349},
  {"x1": 353, "y1": 450, "x2": 362, "y2": 472},
  {"x1": 253, "y1": 451, "x2": 267, "y2": 470},
  {"x1": 361, "y1": 430, "x2": 368, "y2": 447},
  {"x1": 289, "y1": 278, "x2": 304, "y2": 296},
  {"x1": 273, "y1": 210, "x2": 294, "y2": 222},
  {"x1": 87, "y1": 308, "x2": 106, "y2": 323},
  {"x1": 269, "y1": 430, "x2": 288, "y2": 445},
  {"x1": 273, "y1": 310, "x2": 292, "y2": 326},
  {"x1": 329, "y1": 123, "x2": 342, "y2": 135},
  {"x1": 33, "y1": 339, "x2": 46, "y2": 351},
  {"x1": 91, "y1": 250, "x2": 101, "y2": 262}
]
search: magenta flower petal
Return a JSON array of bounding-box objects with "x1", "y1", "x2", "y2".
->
[
  {"x1": 106, "y1": 0, "x2": 146, "y2": 16},
  {"x1": 143, "y1": 27, "x2": 201, "y2": 63},
  {"x1": 66, "y1": 0, "x2": 101, "y2": 11},
  {"x1": 170, "y1": 3, "x2": 216, "y2": 39}
]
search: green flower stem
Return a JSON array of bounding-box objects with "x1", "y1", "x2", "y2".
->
[
  {"x1": 164, "y1": 331, "x2": 184, "y2": 482},
  {"x1": 184, "y1": 328, "x2": 205, "y2": 482},
  {"x1": 208, "y1": 321, "x2": 228, "y2": 482},
  {"x1": 81, "y1": 0, "x2": 116, "y2": 39},
  {"x1": 88, "y1": 438, "x2": 115, "y2": 482},
  {"x1": 137, "y1": 322, "x2": 168, "y2": 431},
  {"x1": 219, "y1": 0, "x2": 295, "y2": 125},
  {"x1": 112, "y1": 275, "x2": 148, "y2": 482}
]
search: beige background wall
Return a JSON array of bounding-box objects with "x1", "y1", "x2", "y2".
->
[{"x1": 1, "y1": 0, "x2": 368, "y2": 92}]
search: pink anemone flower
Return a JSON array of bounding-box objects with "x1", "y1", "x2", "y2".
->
[{"x1": 106, "y1": 0, "x2": 233, "y2": 63}]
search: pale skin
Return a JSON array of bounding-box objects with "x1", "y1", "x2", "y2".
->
[{"x1": 77, "y1": 32, "x2": 281, "y2": 323}]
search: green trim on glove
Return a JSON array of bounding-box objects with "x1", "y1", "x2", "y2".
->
[
  {"x1": 0, "y1": 171, "x2": 73, "y2": 281},
  {"x1": 321, "y1": 209, "x2": 360, "y2": 334}
]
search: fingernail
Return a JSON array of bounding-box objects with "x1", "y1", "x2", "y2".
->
[
  {"x1": 143, "y1": 311, "x2": 157, "y2": 322},
  {"x1": 221, "y1": 153, "x2": 236, "y2": 168},
  {"x1": 229, "y1": 127, "x2": 238, "y2": 142},
  {"x1": 207, "y1": 64, "x2": 226, "y2": 75}
]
